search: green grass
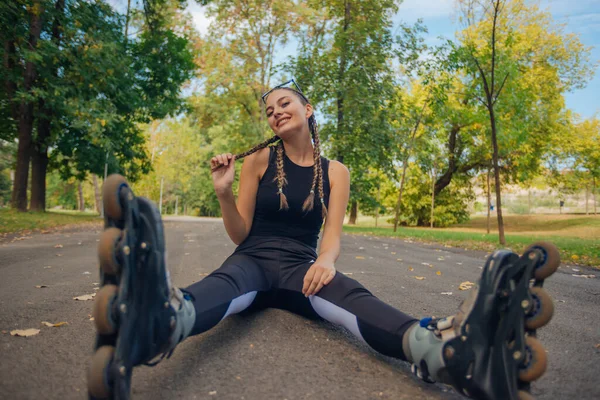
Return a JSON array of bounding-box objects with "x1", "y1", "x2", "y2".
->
[
  {"x1": 342, "y1": 224, "x2": 600, "y2": 268},
  {"x1": 0, "y1": 208, "x2": 101, "y2": 235}
]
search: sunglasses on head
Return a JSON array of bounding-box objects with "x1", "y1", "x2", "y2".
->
[{"x1": 261, "y1": 79, "x2": 308, "y2": 104}]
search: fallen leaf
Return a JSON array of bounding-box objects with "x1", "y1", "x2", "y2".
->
[
  {"x1": 572, "y1": 274, "x2": 595, "y2": 279},
  {"x1": 44, "y1": 266, "x2": 52, "y2": 269},
  {"x1": 185, "y1": 253, "x2": 190, "y2": 256},
  {"x1": 249, "y1": 344, "x2": 254, "y2": 348},
  {"x1": 441, "y1": 292, "x2": 453, "y2": 295},
  {"x1": 54, "y1": 244, "x2": 63, "y2": 248},
  {"x1": 35, "y1": 285, "x2": 48, "y2": 289},
  {"x1": 414, "y1": 276, "x2": 426, "y2": 280},
  {"x1": 397, "y1": 258, "x2": 403, "y2": 261},
  {"x1": 10, "y1": 329, "x2": 40, "y2": 337},
  {"x1": 571, "y1": 255, "x2": 580, "y2": 261},
  {"x1": 437, "y1": 257, "x2": 445, "y2": 261},
  {"x1": 342, "y1": 272, "x2": 353, "y2": 275},
  {"x1": 572, "y1": 268, "x2": 580, "y2": 272},
  {"x1": 421, "y1": 262, "x2": 431, "y2": 266},
  {"x1": 82, "y1": 271, "x2": 91, "y2": 275},
  {"x1": 408, "y1": 267, "x2": 414, "y2": 272},
  {"x1": 355, "y1": 256, "x2": 365, "y2": 260},
  {"x1": 436, "y1": 271, "x2": 442, "y2": 276},
  {"x1": 595, "y1": 344, "x2": 600, "y2": 350},
  {"x1": 41, "y1": 321, "x2": 68, "y2": 327},
  {"x1": 209, "y1": 391, "x2": 217, "y2": 396},
  {"x1": 391, "y1": 252, "x2": 396, "y2": 255},
  {"x1": 1, "y1": 330, "x2": 8, "y2": 334},
  {"x1": 459, "y1": 281, "x2": 475, "y2": 291},
  {"x1": 73, "y1": 293, "x2": 96, "y2": 301},
  {"x1": 56, "y1": 254, "x2": 62, "y2": 257}
]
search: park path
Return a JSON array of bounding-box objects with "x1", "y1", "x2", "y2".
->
[{"x1": 0, "y1": 218, "x2": 598, "y2": 400}]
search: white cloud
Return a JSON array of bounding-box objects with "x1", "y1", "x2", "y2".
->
[{"x1": 186, "y1": 3, "x2": 212, "y2": 36}]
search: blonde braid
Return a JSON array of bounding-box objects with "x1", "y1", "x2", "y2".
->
[
  {"x1": 210, "y1": 135, "x2": 280, "y2": 173},
  {"x1": 274, "y1": 141, "x2": 289, "y2": 210},
  {"x1": 301, "y1": 132, "x2": 319, "y2": 212},
  {"x1": 312, "y1": 122, "x2": 328, "y2": 219}
]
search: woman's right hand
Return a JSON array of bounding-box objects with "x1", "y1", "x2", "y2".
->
[{"x1": 210, "y1": 153, "x2": 236, "y2": 195}]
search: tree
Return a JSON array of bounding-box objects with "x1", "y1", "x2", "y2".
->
[
  {"x1": 455, "y1": 0, "x2": 595, "y2": 244},
  {"x1": 293, "y1": 0, "x2": 400, "y2": 223},
  {"x1": 0, "y1": 0, "x2": 195, "y2": 211}
]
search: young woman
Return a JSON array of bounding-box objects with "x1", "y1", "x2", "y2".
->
[{"x1": 89, "y1": 81, "x2": 558, "y2": 400}]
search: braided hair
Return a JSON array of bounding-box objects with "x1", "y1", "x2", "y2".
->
[{"x1": 221, "y1": 88, "x2": 328, "y2": 219}]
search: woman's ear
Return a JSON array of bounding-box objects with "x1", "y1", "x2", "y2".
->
[{"x1": 305, "y1": 103, "x2": 314, "y2": 119}]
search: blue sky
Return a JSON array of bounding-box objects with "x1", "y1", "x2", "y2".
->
[{"x1": 187, "y1": 0, "x2": 599, "y2": 119}]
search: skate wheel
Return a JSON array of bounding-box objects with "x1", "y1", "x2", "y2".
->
[
  {"x1": 525, "y1": 287, "x2": 554, "y2": 330},
  {"x1": 525, "y1": 242, "x2": 560, "y2": 280},
  {"x1": 93, "y1": 284, "x2": 118, "y2": 335},
  {"x1": 98, "y1": 227, "x2": 123, "y2": 275},
  {"x1": 88, "y1": 345, "x2": 114, "y2": 399},
  {"x1": 518, "y1": 336, "x2": 547, "y2": 382},
  {"x1": 518, "y1": 390, "x2": 535, "y2": 400},
  {"x1": 103, "y1": 174, "x2": 129, "y2": 221}
]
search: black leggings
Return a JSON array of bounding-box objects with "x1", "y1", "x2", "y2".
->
[{"x1": 183, "y1": 236, "x2": 417, "y2": 361}]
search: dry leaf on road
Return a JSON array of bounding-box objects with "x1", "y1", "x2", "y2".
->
[
  {"x1": 441, "y1": 292, "x2": 453, "y2": 295},
  {"x1": 408, "y1": 267, "x2": 414, "y2": 271},
  {"x1": 54, "y1": 244, "x2": 63, "y2": 248},
  {"x1": 436, "y1": 271, "x2": 442, "y2": 276},
  {"x1": 41, "y1": 321, "x2": 68, "y2": 327},
  {"x1": 459, "y1": 281, "x2": 475, "y2": 291},
  {"x1": 35, "y1": 285, "x2": 48, "y2": 289},
  {"x1": 10, "y1": 329, "x2": 40, "y2": 337},
  {"x1": 355, "y1": 256, "x2": 365, "y2": 260},
  {"x1": 73, "y1": 293, "x2": 96, "y2": 301},
  {"x1": 414, "y1": 276, "x2": 426, "y2": 280},
  {"x1": 572, "y1": 274, "x2": 595, "y2": 279}
]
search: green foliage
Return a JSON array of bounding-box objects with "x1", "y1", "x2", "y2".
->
[{"x1": 393, "y1": 164, "x2": 472, "y2": 227}]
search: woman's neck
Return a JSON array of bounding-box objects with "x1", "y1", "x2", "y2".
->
[{"x1": 282, "y1": 133, "x2": 314, "y2": 167}]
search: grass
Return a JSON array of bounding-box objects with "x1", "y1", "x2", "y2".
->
[
  {"x1": 0, "y1": 208, "x2": 101, "y2": 235},
  {"x1": 344, "y1": 215, "x2": 600, "y2": 268}
]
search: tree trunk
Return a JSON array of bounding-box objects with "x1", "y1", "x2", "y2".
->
[
  {"x1": 585, "y1": 184, "x2": 589, "y2": 215},
  {"x1": 487, "y1": 167, "x2": 491, "y2": 234},
  {"x1": 30, "y1": 0, "x2": 65, "y2": 212},
  {"x1": 349, "y1": 200, "x2": 357, "y2": 225},
  {"x1": 93, "y1": 174, "x2": 101, "y2": 213},
  {"x1": 430, "y1": 168, "x2": 435, "y2": 228},
  {"x1": 375, "y1": 184, "x2": 380, "y2": 227},
  {"x1": 11, "y1": 0, "x2": 43, "y2": 211},
  {"x1": 593, "y1": 176, "x2": 597, "y2": 215},
  {"x1": 489, "y1": 107, "x2": 505, "y2": 245},
  {"x1": 30, "y1": 98, "x2": 50, "y2": 211},
  {"x1": 78, "y1": 182, "x2": 84, "y2": 211}
]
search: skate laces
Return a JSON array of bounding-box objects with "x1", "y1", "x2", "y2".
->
[{"x1": 419, "y1": 316, "x2": 454, "y2": 336}]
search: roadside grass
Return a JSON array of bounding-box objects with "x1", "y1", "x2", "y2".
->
[
  {"x1": 343, "y1": 215, "x2": 600, "y2": 268},
  {"x1": 0, "y1": 208, "x2": 100, "y2": 235}
]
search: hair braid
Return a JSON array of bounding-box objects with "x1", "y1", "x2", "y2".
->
[
  {"x1": 311, "y1": 119, "x2": 327, "y2": 219},
  {"x1": 210, "y1": 136, "x2": 280, "y2": 173},
  {"x1": 274, "y1": 141, "x2": 289, "y2": 210}
]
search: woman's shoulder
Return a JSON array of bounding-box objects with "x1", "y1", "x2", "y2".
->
[
  {"x1": 242, "y1": 146, "x2": 272, "y2": 180},
  {"x1": 326, "y1": 159, "x2": 349, "y2": 187}
]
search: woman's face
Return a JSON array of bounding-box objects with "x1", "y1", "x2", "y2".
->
[{"x1": 265, "y1": 89, "x2": 313, "y2": 139}]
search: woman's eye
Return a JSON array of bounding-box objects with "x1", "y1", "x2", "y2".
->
[{"x1": 282, "y1": 102, "x2": 289, "y2": 107}]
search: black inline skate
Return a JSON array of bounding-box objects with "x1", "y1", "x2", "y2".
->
[
  {"x1": 404, "y1": 243, "x2": 559, "y2": 400},
  {"x1": 87, "y1": 175, "x2": 195, "y2": 400}
]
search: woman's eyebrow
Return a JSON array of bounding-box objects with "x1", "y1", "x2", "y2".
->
[{"x1": 266, "y1": 96, "x2": 292, "y2": 112}]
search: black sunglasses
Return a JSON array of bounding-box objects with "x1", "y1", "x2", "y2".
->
[{"x1": 261, "y1": 79, "x2": 307, "y2": 104}]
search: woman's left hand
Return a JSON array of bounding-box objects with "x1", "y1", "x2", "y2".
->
[{"x1": 302, "y1": 259, "x2": 336, "y2": 297}]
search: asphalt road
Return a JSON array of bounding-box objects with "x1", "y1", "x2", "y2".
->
[{"x1": 0, "y1": 217, "x2": 598, "y2": 400}]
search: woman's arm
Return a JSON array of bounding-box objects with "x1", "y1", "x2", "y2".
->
[
  {"x1": 302, "y1": 160, "x2": 350, "y2": 296},
  {"x1": 213, "y1": 148, "x2": 269, "y2": 245}
]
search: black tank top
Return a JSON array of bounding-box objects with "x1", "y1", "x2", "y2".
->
[{"x1": 247, "y1": 147, "x2": 330, "y2": 249}]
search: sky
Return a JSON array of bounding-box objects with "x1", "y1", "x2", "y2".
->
[{"x1": 187, "y1": 0, "x2": 600, "y2": 119}]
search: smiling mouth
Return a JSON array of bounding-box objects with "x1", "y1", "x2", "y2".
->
[{"x1": 277, "y1": 117, "x2": 291, "y2": 128}]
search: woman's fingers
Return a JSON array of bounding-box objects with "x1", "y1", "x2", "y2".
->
[
  {"x1": 211, "y1": 153, "x2": 235, "y2": 170},
  {"x1": 323, "y1": 271, "x2": 335, "y2": 285},
  {"x1": 305, "y1": 269, "x2": 324, "y2": 297}
]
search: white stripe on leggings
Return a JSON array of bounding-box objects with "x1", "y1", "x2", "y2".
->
[
  {"x1": 308, "y1": 296, "x2": 366, "y2": 343},
  {"x1": 221, "y1": 291, "x2": 258, "y2": 321}
]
